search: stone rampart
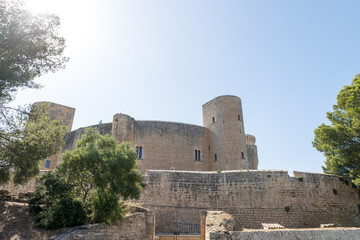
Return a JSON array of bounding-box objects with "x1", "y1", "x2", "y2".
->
[
  {"x1": 138, "y1": 170, "x2": 360, "y2": 232},
  {"x1": 210, "y1": 228, "x2": 360, "y2": 240},
  {"x1": 55, "y1": 210, "x2": 155, "y2": 240}
]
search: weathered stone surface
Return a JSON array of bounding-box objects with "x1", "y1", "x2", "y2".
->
[
  {"x1": 210, "y1": 228, "x2": 360, "y2": 240},
  {"x1": 138, "y1": 170, "x2": 360, "y2": 231},
  {"x1": 55, "y1": 209, "x2": 155, "y2": 240}
]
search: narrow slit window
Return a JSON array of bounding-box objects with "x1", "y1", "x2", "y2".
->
[
  {"x1": 195, "y1": 150, "x2": 201, "y2": 161},
  {"x1": 212, "y1": 117, "x2": 215, "y2": 123},
  {"x1": 136, "y1": 146, "x2": 143, "y2": 159},
  {"x1": 241, "y1": 152, "x2": 245, "y2": 159},
  {"x1": 45, "y1": 160, "x2": 50, "y2": 168},
  {"x1": 238, "y1": 114, "x2": 241, "y2": 121},
  {"x1": 214, "y1": 154, "x2": 217, "y2": 162}
]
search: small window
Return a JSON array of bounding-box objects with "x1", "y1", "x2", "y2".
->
[
  {"x1": 238, "y1": 114, "x2": 241, "y2": 121},
  {"x1": 171, "y1": 167, "x2": 175, "y2": 171},
  {"x1": 136, "y1": 146, "x2": 143, "y2": 159},
  {"x1": 214, "y1": 154, "x2": 217, "y2": 162},
  {"x1": 212, "y1": 117, "x2": 215, "y2": 123},
  {"x1": 195, "y1": 150, "x2": 201, "y2": 161},
  {"x1": 45, "y1": 160, "x2": 50, "y2": 168},
  {"x1": 241, "y1": 152, "x2": 245, "y2": 159}
]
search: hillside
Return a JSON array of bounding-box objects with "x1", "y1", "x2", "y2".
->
[{"x1": 0, "y1": 201, "x2": 79, "y2": 240}]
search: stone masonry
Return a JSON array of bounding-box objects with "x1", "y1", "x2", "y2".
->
[
  {"x1": 38, "y1": 95, "x2": 259, "y2": 173},
  {"x1": 138, "y1": 170, "x2": 360, "y2": 233}
]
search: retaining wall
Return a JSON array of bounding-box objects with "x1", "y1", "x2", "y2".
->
[{"x1": 139, "y1": 170, "x2": 360, "y2": 232}]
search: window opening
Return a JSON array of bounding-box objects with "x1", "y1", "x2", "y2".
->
[
  {"x1": 45, "y1": 160, "x2": 50, "y2": 168},
  {"x1": 136, "y1": 146, "x2": 143, "y2": 159},
  {"x1": 214, "y1": 154, "x2": 217, "y2": 162},
  {"x1": 212, "y1": 117, "x2": 215, "y2": 123},
  {"x1": 241, "y1": 152, "x2": 245, "y2": 159},
  {"x1": 195, "y1": 150, "x2": 201, "y2": 161}
]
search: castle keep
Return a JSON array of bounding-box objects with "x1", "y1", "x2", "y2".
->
[{"x1": 41, "y1": 95, "x2": 259, "y2": 173}]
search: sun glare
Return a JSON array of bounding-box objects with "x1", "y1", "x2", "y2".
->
[{"x1": 24, "y1": 0, "x2": 60, "y2": 14}]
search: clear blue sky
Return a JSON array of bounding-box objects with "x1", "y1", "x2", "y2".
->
[{"x1": 13, "y1": 0, "x2": 360, "y2": 174}]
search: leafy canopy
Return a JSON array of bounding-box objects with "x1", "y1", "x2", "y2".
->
[
  {"x1": 0, "y1": 0, "x2": 69, "y2": 185},
  {"x1": 313, "y1": 74, "x2": 360, "y2": 185},
  {"x1": 0, "y1": 104, "x2": 67, "y2": 184},
  {"x1": 0, "y1": 0, "x2": 68, "y2": 101},
  {"x1": 31, "y1": 128, "x2": 143, "y2": 228}
]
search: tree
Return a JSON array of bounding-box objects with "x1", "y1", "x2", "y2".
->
[
  {"x1": 0, "y1": 104, "x2": 67, "y2": 184},
  {"x1": 313, "y1": 74, "x2": 360, "y2": 185},
  {"x1": 0, "y1": 0, "x2": 69, "y2": 185},
  {"x1": 58, "y1": 128, "x2": 143, "y2": 224},
  {"x1": 29, "y1": 171, "x2": 87, "y2": 229},
  {"x1": 0, "y1": 0, "x2": 68, "y2": 101}
]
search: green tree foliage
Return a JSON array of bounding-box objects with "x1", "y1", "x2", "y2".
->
[
  {"x1": 0, "y1": 0, "x2": 68, "y2": 101},
  {"x1": 0, "y1": 104, "x2": 67, "y2": 184},
  {"x1": 31, "y1": 128, "x2": 143, "y2": 228},
  {"x1": 313, "y1": 74, "x2": 360, "y2": 185},
  {"x1": 29, "y1": 172, "x2": 87, "y2": 229},
  {"x1": 59, "y1": 128, "x2": 143, "y2": 223},
  {"x1": 0, "y1": 0, "x2": 69, "y2": 185}
]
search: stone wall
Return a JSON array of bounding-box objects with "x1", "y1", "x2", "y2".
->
[
  {"x1": 138, "y1": 170, "x2": 360, "y2": 233},
  {"x1": 111, "y1": 113, "x2": 211, "y2": 174},
  {"x1": 0, "y1": 170, "x2": 48, "y2": 199},
  {"x1": 56, "y1": 210, "x2": 155, "y2": 240},
  {"x1": 210, "y1": 228, "x2": 360, "y2": 240}
]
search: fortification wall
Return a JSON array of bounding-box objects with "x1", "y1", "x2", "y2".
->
[
  {"x1": 210, "y1": 228, "x2": 360, "y2": 240},
  {"x1": 138, "y1": 170, "x2": 360, "y2": 232},
  {"x1": 112, "y1": 113, "x2": 210, "y2": 174},
  {"x1": 64, "y1": 123, "x2": 112, "y2": 151},
  {"x1": 135, "y1": 121, "x2": 210, "y2": 173}
]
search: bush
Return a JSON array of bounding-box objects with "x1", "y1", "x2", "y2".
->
[
  {"x1": 36, "y1": 198, "x2": 86, "y2": 229},
  {"x1": 30, "y1": 171, "x2": 86, "y2": 229},
  {"x1": 297, "y1": 176, "x2": 304, "y2": 182},
  {"x1": 92, "y1": 191, "x2": 125, "y2": 224}
]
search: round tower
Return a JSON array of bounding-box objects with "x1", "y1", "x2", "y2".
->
[
  {"x1": 111, "y1": 113, "x2": 137, "y2": 143},
  {"x1": 245, "y1": 134, "x2": 258, "y2": 169},
  {"x1": 202, "y1": 95, "x2": 248, "y2": 170}
]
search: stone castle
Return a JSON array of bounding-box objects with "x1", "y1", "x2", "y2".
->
[
  {"x1": 40, "y1": 95, "x2": 258, "y2": 173},
  {"x1": 2, "y1": 95, "x2": 360, "y2": 236}
]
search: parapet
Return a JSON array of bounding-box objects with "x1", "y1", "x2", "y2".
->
[{"x1": 245, "y1": 134, "x2": 256, "y2": 145}]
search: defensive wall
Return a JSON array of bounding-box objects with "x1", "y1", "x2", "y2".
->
[{"x1": 138, "y1": 170, "x2": 360, "y2": 233}]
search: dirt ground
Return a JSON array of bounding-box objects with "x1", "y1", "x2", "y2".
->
[{"x1": 0, "y1": 201, "x2": 80, "y2": 240}]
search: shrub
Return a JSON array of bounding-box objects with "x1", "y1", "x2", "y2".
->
[
  {"x1": 333, "y1": 189, "x2": 338, "y2": 195},
  {"x1": 36, "y1": 198, "x2": 86, "y2": 229},
  {"x1": 297, "y1": 176, "x2": 304, "y2": 182}
]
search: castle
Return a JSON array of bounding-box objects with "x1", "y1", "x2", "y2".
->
[
  {"x1": 2, "y1": 95, "x2": 360, "y2": 236},
  {"x1": 40, "y1": 95, "x2": 258, "y2": 173}
]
